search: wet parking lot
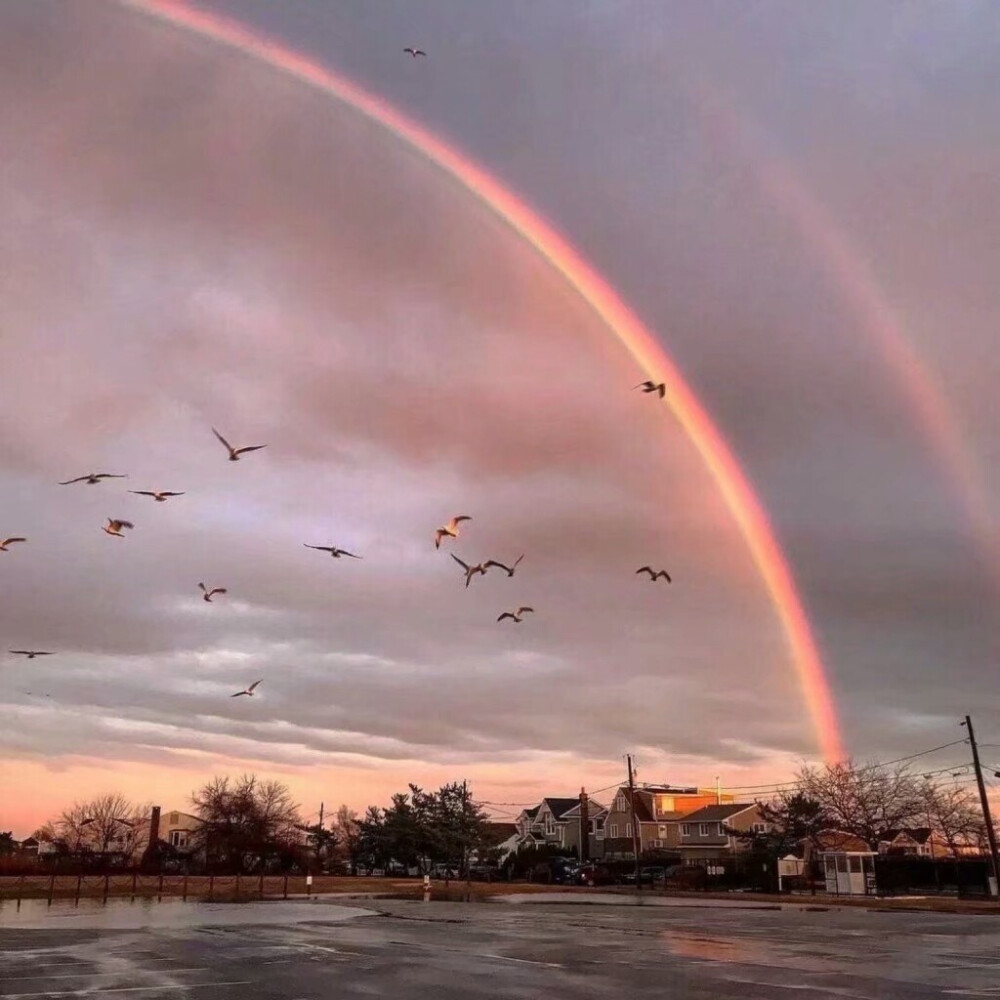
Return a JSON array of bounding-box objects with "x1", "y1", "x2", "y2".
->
[{"x1": 2, "y1": 895, "x2": 1000, "y2": 998}]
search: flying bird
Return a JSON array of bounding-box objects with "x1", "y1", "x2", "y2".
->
[
  {"x1": 633, "y1": 381, "x2": 666, "y2": 399},
  {"x1": 497, "y1": 607, "x2": 534, "y2": 623},
  {"x1": 130, "y1": 490, "x2": 185, "y2": 502},
  {"x1": 198, "y1": 583, "x2": 228, "y2": 603},
  {"x1": 304, "y1": 544, "x2": 362, "y2": 559},
  {"x1": 59, "y1": 473, "x2": 127, "y2": 485},
  {"x1": 231, "y1": 680, "x2": 262, "y2": 698},
  {"x1": 451, "y1": 553, "x2": 487, "y2": 588},
  {"x1": 636, "y1": 566, "x2": 671, "y2": 582},
  {"x1": 0, "y1": 537, "x2": 27, "y2": 552},
  {"x1": 435, "y1": 515, "x2": 471, "y2": 549},
  {"x1": 484, "y1": 554, "x2": 524, "y2": 578},
  {"x1": 212, "y1": 427, "x2": 267, "y2": 462},
  {"x1": 403, "y1": 47, "x2": 426, "y2": 57},
  {"x1": 103, "y1": 519, "x2": 134, "y2": 538},
  {"x1": 9, "y1": 650, "x2": 53, "y2": 659}
]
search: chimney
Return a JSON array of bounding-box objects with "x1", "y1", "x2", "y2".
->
[
  {"x1": 141, "y1": 806, "x2": 161, "y2": 871},
  {"x1": 579, "y1": 787, "x2": 589, "y2": 863}
]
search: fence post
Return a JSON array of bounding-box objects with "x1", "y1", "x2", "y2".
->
[
  {"x1": 103, "y1": 874, "x2": 110, "y2": 903},
  {"x1": 235, "y1": 873, "x2": 240, "y2": 901},
  {"x1": 283, "y1": 874, "x2": 288, "y2": 900},
  {"x1": 158, "y1": 873, "x2": 164, "y2": 902},
  {"x1": 259, "y1": 873, "x2": 264, "y2": 900},
  {"x1": 75, "y1": 873, "x2": 82, "y2": 905},
  {"x1": 18, "y1": 873, "x2": 25, "y2": 904},
  {"x1": 131, "y1": 870, "x2": 137, "y2": 900},
  {"x1": 208, "y1": 874, "x2": 214, "y2": 901},
  {"x1": 47, "y1": 872, "x2": 55, "y2": 906},
  {"x1": 182, "y1": 875, "x2": 188, "y2": 902}
]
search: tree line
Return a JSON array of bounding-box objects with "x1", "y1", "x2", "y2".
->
[{"x1": 18, "y1": 775, "x2": 496, "y2": 875}]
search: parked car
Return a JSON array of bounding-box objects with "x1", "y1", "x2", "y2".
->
[
  {"x1": 430, "y1": 863, "x2": 459, "y2": 880},
  {"x1": 576, "y1": 864, "x2": 616, "y2": 887}
]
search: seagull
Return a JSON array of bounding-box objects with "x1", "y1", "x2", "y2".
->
[
  {"x1": 130, "y1": 490, "x2": 185, "y2": 502},
  {"x1": 0, "y1": 537, "x2": 27, "y2": 552},
  {"x1": 451, "y1": 553, "x2": 487, "y2": 588},
  {"x1": 59, "y1": 473, "x2": 127, "y2": 485},
  {"x1": 9, "y1": 650, "x2": 53, "y2": 659},
  {"x1": 198, "y1": 583, "x2": 228, "y2": 603},
  {"x1": 498, "y1": 607, "x2": 534, "y2": 623},
  {"x1": 435, "y1": 515, "x2": 471, "y2": 549},
  {"x1": 212, "y1": 427, "x2": 267, "y2": 462},
  {"x1": 231, "y1": 680, "x2": 262, "y2": 698},
  {"x1": 633, "y1": 381, "x2": 666, "y2": 399},
  {"x1": 103, "y1": 518, "x2": 134, "y2": 538},
  {"x1": 304, "y1": 544, "x2": 362, "y2": 560},
  {"x1": 484, "y1": 554, "x2": 524, "y2": 578},
  {"x1": 403, "y1": 47, "x2": 426, "y2": 57},
  {"x1": 636, "y1": 566, "x2": 671, "y2": 582}
]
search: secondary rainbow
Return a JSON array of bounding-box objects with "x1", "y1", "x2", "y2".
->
[{"x1": 117, "y1": 0, "x2": 845, "y2": 763}]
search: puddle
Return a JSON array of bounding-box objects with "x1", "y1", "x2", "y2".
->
[
  {"x1": 665, "y1": 930, "x2": 832, "y2": 972},
  {"x1": 0, "y1": 896, "x2": 375, "y2": 930}
]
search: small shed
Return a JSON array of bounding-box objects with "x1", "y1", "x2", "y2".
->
[{"x1": 821, "y1": 850, "x2": 877, "y2": 896}]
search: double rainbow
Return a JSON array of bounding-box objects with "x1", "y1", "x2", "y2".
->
[{"x1": 116, "y1": 0, "x2": 844, "y2": 762}]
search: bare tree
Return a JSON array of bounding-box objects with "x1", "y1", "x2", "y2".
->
[
  {"x1": 796, "y1": 760, "x2": 923, "y2": 849},
  {"x1": 333, "y1": 805, "x2": 362, "y2": 869},
  {"x1": 191, "y1": 774, "x2": 303, "y2": 873},
  {"x1": 55, "y1": 794, "x2": 148, "y2": 864},
  {"x1": 919, "y1": 779, "x2": 987, "y2": 855}
]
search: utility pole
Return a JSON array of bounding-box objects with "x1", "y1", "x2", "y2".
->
[
  {"x1": 579, "y1": 787, "x2": 589, "y2": 864},
  {"x1": 626, "y1": 754, "x2": 642, "y2": 891},
  {"x1": 318, "y1": 802, "x2": 325, "y2": 829},
  {"x1": 963, "y1": 715, "x2": 1000, "y2": 896}
]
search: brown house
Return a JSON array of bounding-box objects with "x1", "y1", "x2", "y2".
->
[
  {"x1": 676, "y1": 803, "x2": 767, "y2": 863},
  {"x1": 602, "y1": 785, "x2": 736, "y2": 860}
]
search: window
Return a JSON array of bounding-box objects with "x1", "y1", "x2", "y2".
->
[
  {"x1": 596, "y1": 825, "x2": 605, "y2": 840},
  {"x1": 653, "y1": 839, "x2": 663, "y2": 848},
  {"x1": 699, "y1": 824, "x2": 711, "y2": 837},
  {"x1": 716, "y1": 823, "x2": 724, "y2": 836},
  {"x1": 658, "y1": 825, "x2": 666, "y2": 836},
  {"x1": 545, "y1": 815, "x2": 554, "y2": 836},
  {"x1": 169, "y1": 812, "x2": 179, "y2": 825},
  {"x1": 169, "y1": 831, "x2": 188, "y2": 849},
  {"x1": 752, "y1": 822, "x2": 767, "y2": 834},
  {"x1": 681, "y1": 824, "x2": 692, "y2": 837},
  {"x1": 616, "y1": 795, "x2": 626, "y2": 812},
  {"x1": 609, "y1": 823, "x2": 619, "y2": 838},
  {"x1": 625, "y1": 823, "x2": 632, "y2": 838}
]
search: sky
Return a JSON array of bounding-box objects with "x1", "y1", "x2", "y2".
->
[{"x1": 1, "y1": 0, "x2": 999, "y2": 836}]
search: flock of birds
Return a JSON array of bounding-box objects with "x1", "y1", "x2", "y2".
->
[
  {"x1": 4, "y1": 41, "x2": 677, "y2": 710},
  {"x1": 7, "y1": 383, "x2": 672, "y2": 701}
]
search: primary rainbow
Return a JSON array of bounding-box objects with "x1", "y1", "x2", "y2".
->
[{"x1": 116, "y1": 0, "x2": 845, "y2": 763}]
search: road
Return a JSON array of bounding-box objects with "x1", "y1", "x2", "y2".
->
[{"x1": 2, "y1": 895, "x2": 1000, "y2": 998}]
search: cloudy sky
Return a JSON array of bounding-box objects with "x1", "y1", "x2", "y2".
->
[{"x1": 2, "y1": 1, "x2": 998, "y2": 835}]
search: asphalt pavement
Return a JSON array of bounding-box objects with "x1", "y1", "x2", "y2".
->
[{"x1": 2, "y1": 895, "x2": 1000, "y2": 998}]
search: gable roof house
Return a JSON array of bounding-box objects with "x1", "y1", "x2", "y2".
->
[
  {"x1": 559, "y1": 797, "x2": 608, "y2": 861},
  {"x1": 603, "y1": 785, "x2": 737, "y2": 859},
  {"x1": 676, "y1": 803, "x2": 767, "y2": 863},
  {"x1": 878, "y1": 828, "x2": 953, "y2": 859}
]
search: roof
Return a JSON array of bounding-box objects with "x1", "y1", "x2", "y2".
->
[
  {"x1": 882, "y1": 827, "x2": 934, "y2": 844},
  {"x1": 522, "y1": 806, "x2": 540, "y2": 820},
  {"x1": 560, "y1": 800, "x2": 608, "y2": 819},
  {"x1": 810, "y1": 830, "x2": 871, "y2": 853},
  {"x1": 679, "y1": 803, "x2": 756, "y2": 823},
  {"x1": 542, "y1": 798, "x2": 582, "y2": 821},
  {"x1": 613, "y1": 789, "x2": 656, "y2": 823}
]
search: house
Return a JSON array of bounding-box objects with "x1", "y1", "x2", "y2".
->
[
  {"x1": 17, "y1": 836, "x2": 58, "y2": 857},
  {"x1": 878, "y1": 828, "x2": 953, "y2": 859},
  {"x1": 533, "y1": 798, "x2": 584, "y2": 852},
  {"x1": 559, "y1": 798, "x2": 608, "y2": 861},
  {"x1": 159, "y1": 810, "x2": 203, "y2": 853},
  {"x1": 602, "y1": 785, "x2": 736, "y2": 859},
  {"x1": 676, "y1": 803, "x2": 767, "y2": 863}
]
